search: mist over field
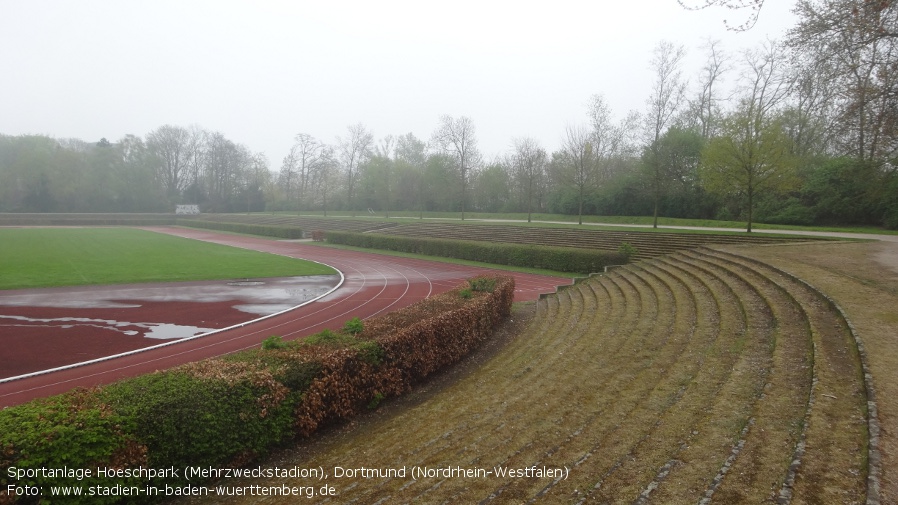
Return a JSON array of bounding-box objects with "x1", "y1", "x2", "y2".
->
[{"x1": 1, "y1": 0, "x2": 895, "y2": 231}]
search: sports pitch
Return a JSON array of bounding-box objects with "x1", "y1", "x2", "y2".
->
[{"x1": 0, "y1": 227, "x2": 336, "y2": 290}]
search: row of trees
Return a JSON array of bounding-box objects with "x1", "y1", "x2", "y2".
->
[
  {"x1": 0, "y1": 126, "x2": 269, "y2": 213},
  {"x1": 1, "y1": 0, "x2": 896, "y2": 229}
]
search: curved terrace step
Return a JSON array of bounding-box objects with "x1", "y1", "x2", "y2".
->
[
  {"x1": 252, "y1": 244, "x2": 870, "y2": 504},
  {"x1": 677, "y1": 249, "x2": 815, "y2": 503},
  {"x1": 696, "y1": 247, "x2": 870, "y2": 503}
]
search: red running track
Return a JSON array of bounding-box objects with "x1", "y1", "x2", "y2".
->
[{"x1": 0, "y1": 227, "x2": 571, "y2": 408}]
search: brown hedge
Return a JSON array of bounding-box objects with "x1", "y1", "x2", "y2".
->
[
  {"x1": 0, "y1": 275, "x2": 514, "y2": 504},
  {"x1": 293, "y1": 275, "x2": 514, "y2": 435}
]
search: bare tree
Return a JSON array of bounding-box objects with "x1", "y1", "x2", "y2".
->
[
  {"x1": 146, "y1": 124, "x2": 194, "y2": 200},
  {"x1": 691, "y1": 39, "x2": 730, "y2": 139},
  {"x1": 393, "y1": 133, "x2": 429, "y2": 218},
  {"x1": 560, "y1": 124, "x2": 597, "y2": 225},
  {"x1": 677, "y1": 0, "x2": 767, "y2": 31},
  {"x1": 781, "y1": 56, "x2": 836, "y2": 158},
  {"x1": 587, "y1": 94, "x2": 628, "y2": 182},
  {"x1": 644, "y1": 41, "x2": 688, "y2": 228},
  {"x1": 183, "y1": 125, "x2": 206, "y2": 194},
  {"x1": 431, "y1": 115, "x2": 481, "y2": 220},
  {"x1": 278, "y1": 145, "x2": 299, "y2": 201},
  {"x1": 314, "y1": 146, "x2": 340, "y2": 216},
  {"x1": 700, "y1": 40, "x2": 797, "y2": 233},
  {"x1": 511, "y1": 137, "x2": 547, "y2": 222},
  {"x1": 202, "y1": 132, "x2": 252, "y2": 209},
  {"x1": 338, "y1": 124, "x2": 373, "y2": 215},
  {"x1": 738, "y1": 40, "x2": 792, "y2": 134},
  {"x1": 291, "y1": 133, "x2": 323, "y2": 213},
  {"x1": 789, "y1": 0, "x2": 898, "y2": 161},
  {"x1": 375, "y1": 134, "x2": 396, "y2": 159},
  {"x1": 395, "y1": 132, "x2": 428, "y2": 166}
]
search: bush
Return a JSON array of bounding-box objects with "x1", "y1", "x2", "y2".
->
[
  {"x1": 304, "y1": 328, "x2": 353, "y2": 346},
  {"x1": 261, "y1": 335, "x2": 288, "y2": 350},
  {"x1": 0, "y1": 275, "x2": 515, "y2": 503},
  {"x1": 617, "y1": 242, "x2": 637, "y2": 260},
  {"x1": 101, "y1": 365, "x2": 293, "y2": 476},
  {"x1": 326, "y1": 232, "x2": 627, "y2": 272},
  {"x1": 469, "y1": 276, "x2": 497, "y2": 293},
  {"x1": 0, "y1": 390, "x2": 146, "y2": 505},
  {"x1": 177, "y1": 219, "x2": 304, "y2": 239},
  {"x1": 343, "y1": 317, "x2": 364, "y2": 335}
]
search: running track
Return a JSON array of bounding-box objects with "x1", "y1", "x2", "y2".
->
[{"x1": 0, "y1": 227, "x2": 571, "y2": 408}]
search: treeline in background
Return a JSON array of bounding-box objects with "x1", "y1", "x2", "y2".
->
[{"x1": 1, "y1": 0, "x2": 896, "y2": 229}]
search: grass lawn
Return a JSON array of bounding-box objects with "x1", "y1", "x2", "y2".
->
[
  {"x1": 273, "y1": 210, "x2": 898, "y2": 235},
  {"x1": 0, "y1": 228, "x2": 336, "y2": 290},
  {"x1": 302, "y1": 240, "x2": 580, "y2": 278}
]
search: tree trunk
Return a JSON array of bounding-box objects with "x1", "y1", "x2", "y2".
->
[{"x1": 578, "y1": 185, "x2": 584, "y2": 225}]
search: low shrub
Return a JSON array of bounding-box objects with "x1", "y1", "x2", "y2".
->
[
  {"x1": 0, "y1": 390, "x2": 146, "y2": 505},
  {"x1": 326, "y1": 231, "x2": 628, "y2": 272},
  {"x1": 177, "y1": 219, "x2": 304, "y2": 239},
  {"x1": 0, "y1": 275, "x2": 514, "y2": 504},
  {"x1": 469, "y1": 276, "x2": 497, "y2": 292},
  {"x1": 343, "y1": 317, "x2": 364, "y2": 335},
  {"x1": 617, "y1": 242, "x2": 638, "y2": 260},
  {"x1": 261, "y1": 334, "x2": 289, "y2": 350}
]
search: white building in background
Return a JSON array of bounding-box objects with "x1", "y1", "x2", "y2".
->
[{"x1": 175, "y1": 204, "x2": 200, "y2": 215}]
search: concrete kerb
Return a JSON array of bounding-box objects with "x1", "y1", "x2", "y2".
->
[{"x1": 538, "y1": 270, "x2": 611, "y2": 300}]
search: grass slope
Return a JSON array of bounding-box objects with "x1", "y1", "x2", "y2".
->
[
  {"x1": 269, "y1": 210, "x2": 898, "y2": 235},
  {"x1": 177, "y1": 243, "x2": 872, "y2": 504},
  {"x1": 0, "y1": 228, "x2": 336, "y2": 290}
]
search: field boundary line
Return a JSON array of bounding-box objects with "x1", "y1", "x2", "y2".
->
[{"x1": 0, "y1": 261, "x2": 345, "y2": 385}]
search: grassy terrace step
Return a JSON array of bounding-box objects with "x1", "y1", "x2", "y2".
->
[
  {"x1": 11, "y1": 213, "x2": 867, "y2": 503},
  {"x1": 679, "y1": 250, "x2": 814, "y2": 502},
  {"x1": 183, "y1": 213, "x2": 394, "y2": 233},
  {"x1": 578, "y1": 255, "x2": 776, "y2": 503},
  {"x1": 375, "y1": 222, "x2": 818, "y2": 261},
  {"x1": 492, "y1": 268, "x2": 680, "y2": 500},
  {"x1": 2, "y1": 213, "x2": 823, "y2": 265},
  {"x1": 411, "y1": 269, "x2": 672, "y2": 501},
  {"x1": 698, "y1": 247, "x2": 867, "y2": 502},
  {"x1": 210, "y1": 243, "x2": 873, "y2": 504}
]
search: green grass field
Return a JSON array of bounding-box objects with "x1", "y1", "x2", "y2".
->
[{"x1": 0, "y1": 228, "x2": 336, "y2": 290}]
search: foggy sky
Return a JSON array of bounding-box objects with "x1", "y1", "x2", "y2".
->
[{"x1": 0, "y1": 0, "x2": 796, "y2": 168}]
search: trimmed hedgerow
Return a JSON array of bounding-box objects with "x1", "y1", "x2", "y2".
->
[
  {"x1": 0, "y1": 390, "x2": 147, "y2": 505},
  {"x1": 326, "y1": 231, "x2": 628, "y2": 272},
  {"x1": 99, "y1": 362, "x2": 294, "y2": 478},
  {"x1": 176, "y1": 219, "x2": 304, "y2": 239},
  {"x1": 0, "y1": 275, "x2": 513, "y2": 504},
  {"x1": 292, "y1": 275, "x2": 513, "y2": 435}
]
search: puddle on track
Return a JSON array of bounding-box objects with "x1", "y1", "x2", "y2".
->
[{"x1": 0, "y1": 275, "x2": 341, "y2": 378}]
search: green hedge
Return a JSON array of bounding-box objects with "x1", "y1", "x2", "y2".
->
[
  {"x1": 325, "y1": 231, "x2": 628, "y2": 272},
  {"x1": 0, "y1": 275, "x2": 513, "y2": 504},
  {"x1": 176, "y1": 219, "x2": 304, "y2": 239}
]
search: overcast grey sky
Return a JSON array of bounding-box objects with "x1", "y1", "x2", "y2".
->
[{"x1": 0, "y1": 0, "x2": 796, "y2": 169}]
